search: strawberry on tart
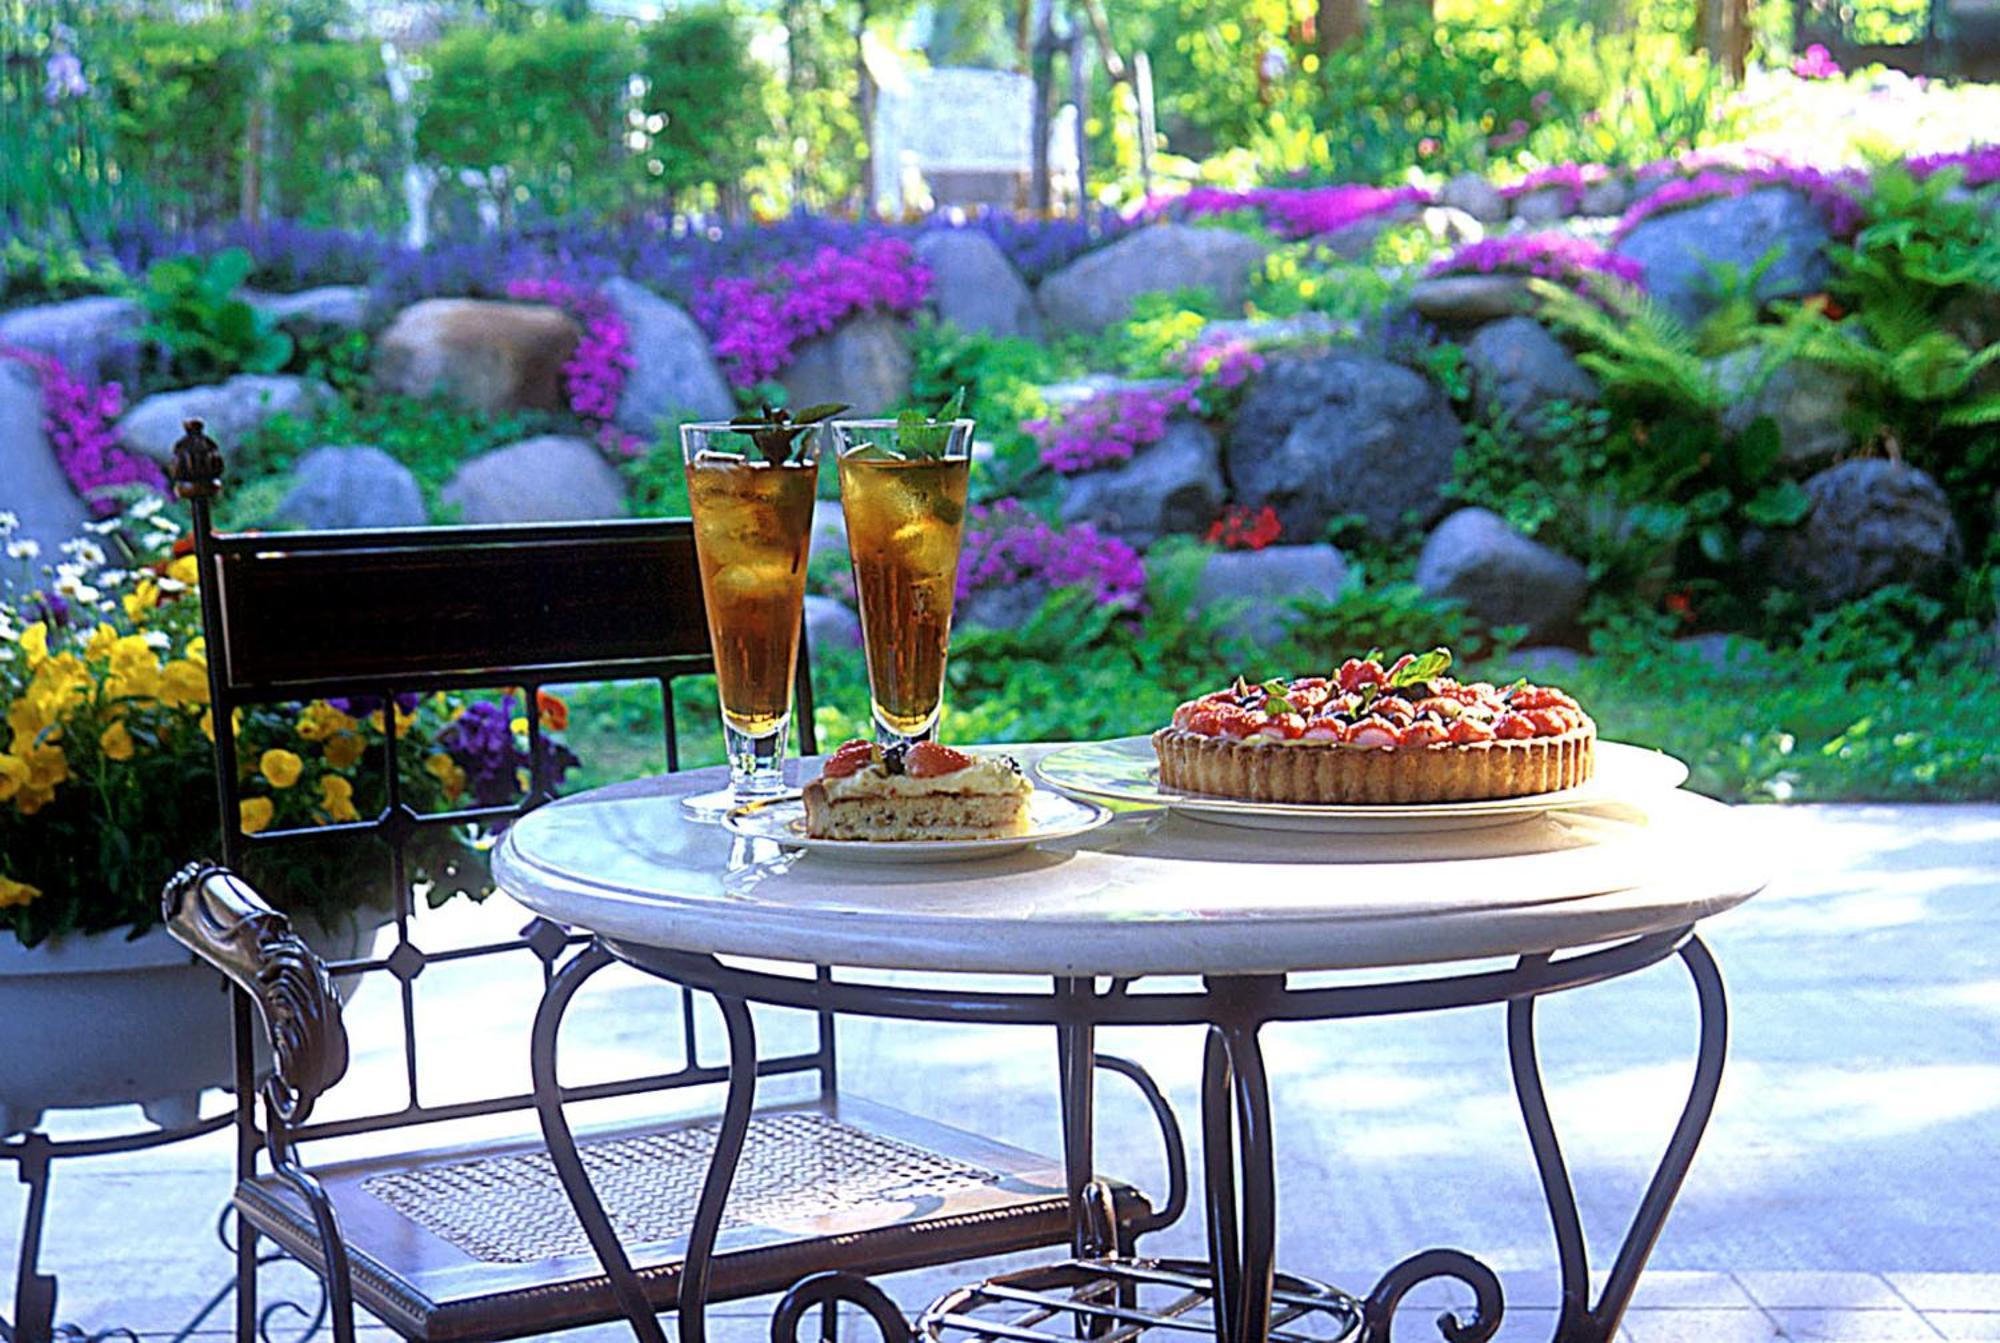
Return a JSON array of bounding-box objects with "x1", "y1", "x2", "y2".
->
[
  {"x1": 1154, "y1": 648, "x2": 1595, "y2": 805},
  {"x1": 803, "y1": 740, "x2": 1035, "y2": 840}
]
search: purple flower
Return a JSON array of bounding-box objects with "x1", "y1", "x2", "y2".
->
[
  {"x1": 1906, "y1": 145, "x2": 2000, "y2": 189},
  {"x1": 1500, "y1": 163, "x2": 1611, "y2": 211},
  {"x1": 693, "y1": 238, "x2": 931, "y2": 387},
  {"x1": 957, "y1": 501, "x2": 1146, "y2": 610},
  {"x1": 1141, "y1": 184, "x2": 1429, "y2": 240},
  {"x1": 328, "y1": 693, "x2": 424, "y2": 718},
  {"x1": 1791, "y1": 44, "x2": 1842, "y2": 79},
  {"x1": 43, "y1": 50, "x2": 88, "y2": 103},
  {"x1": 1027, "y1": 385, "x2": 1192, "y2": 475},
  {"x1": 1618, "y1": 158, "x2": 1868, "y2": 239},
  {"x1": 438, "y1": 695, "x2": 577, "y2": 806},
  {"x1": 1426, "y1": 233, "x2": 1645, "y2": 288},
  {"x1": 0, "y1": 348, "x2": 164, "y2": 509},
  {"x1": 505, "y1": 276, "x2": 634, "y2": 435}
]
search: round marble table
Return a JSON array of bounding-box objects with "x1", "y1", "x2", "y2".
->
[{"x1": 495, "y1": 747, "x2": 1767, "y2": 1343}]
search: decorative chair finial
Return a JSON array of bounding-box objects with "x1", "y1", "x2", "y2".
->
[{"x1": 170, "y1": 419, "x2": 224, "y2": 500}]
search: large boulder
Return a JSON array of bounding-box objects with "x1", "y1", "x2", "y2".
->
[
  {"x1": 275, "y1": 446, "x2": 425, "y2": 531},
  {"x1": 1773, "y1": 460, "x2": 1962, "y2": 608},
  {"x1": 1415, "y1": 507, "x2": 1588, "y2": 642},
  {"x1": 1615, "y1": 188, "x2": 1833, "y2": 327},
  {"x1": 1058, "y1": 421, "x2": 1226, "y2": 547},
  {"x1": 914, "y1": 230, "x2": 1040, "y2": 340},
  {"x1": 1711, "y1": 350, "x2": 1856, "y2": 465},
  {"x1": 958, "y1": 580, "x2": 1052, "y2": 632},
  {"x1": 118, "y1": 375, "x2": 333, "y2": 462},
  {"x1": 1409, "y1": 274, "x2": 1532, "y2": 325},
  {"x1": 779, "y1": 313, "x2": 911, "y2": 417},
  {"x1": 0, "y1": 296, "x2": 143, "y2": 382},
  {"x1": 0, "y1": 359, "x2": 86, "y2": 583},
  {"x1": 1509, "y1": 187, "x2": 1571, "y2": 227},
  {"x1": 439, "y1": 435, "x2": 628, "y2": 524},
  {"x1": 1036, "y1": 224, "x2": 1267, "y2": 332},
  {"x1": 1464, "y1": 317, "x2": 1599, "y2": 434},
  {"x1": 246, "y1": 285, "x2": 369, "y2": 334},
  {"x1": 601, "y1": 277, "x2": 733, "y2": 434},
  {"x1": 373, "y1": 299, "x2": 581, "y2": 414},
  {"x1": 1438, "y1": 173, "x2": 1507, "y2": 224},
  {"x1": 1194, "y1": 544, "x2": 1351, "y2": 643},
  {"x1": 1225, "y1": 352, "x2": 1462, "y2": 541}
]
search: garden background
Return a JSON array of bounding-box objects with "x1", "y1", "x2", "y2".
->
[{"x1": 3, "y1": 0, "x2": 1999, "y2": 947}]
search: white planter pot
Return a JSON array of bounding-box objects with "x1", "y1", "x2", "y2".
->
[{"x1": 0, "y1": 911, "x2": 387, "y2": 1137}]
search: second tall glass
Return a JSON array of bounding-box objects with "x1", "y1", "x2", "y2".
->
[
  {"x1": 834, "y1": 417, "x2": 974, "y2": 748},
  {"x1": 681, "y1": 421, "x2": 820, "y2": 818}
]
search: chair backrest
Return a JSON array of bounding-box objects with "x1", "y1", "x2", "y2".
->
[{"x1": 168, "y1": 421, "x2": 829, "y2": 1154}]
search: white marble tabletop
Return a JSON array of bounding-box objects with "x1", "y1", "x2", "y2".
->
[{"x1": 493, "y1": 745, "x2": 1766, "y2": 978}]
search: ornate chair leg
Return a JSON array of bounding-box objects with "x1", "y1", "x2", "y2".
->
[
  {"x1": 8, "y1": 1136, "x2": 57, "y2": 1343},
  {"x1": 1507, "y1": 936, "x2": 1729, "y2": 1343}
]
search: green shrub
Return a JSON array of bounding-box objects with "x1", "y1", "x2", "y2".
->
[
  {"x1": 268, "y1": 41, "x2": 402, "y2": 230},
  {"x1": 0, "y1": 236, "x2": 128, "y2": 308},
  {"x1": 416, "y1": 19, "x2": 639, "y2": 221},
  {"x1": 636, "y1": 8, "x2": 772, "y2": 211},
  {"x1": 140, "y1": 247, "x2": 293, "y2": 383},
  {"x1": 97, "y1": 19, "x2": 262, "y2": 228}
]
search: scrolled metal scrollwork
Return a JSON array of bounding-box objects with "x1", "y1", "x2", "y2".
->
[
  {"x1": 160, "y1": 862, "x2": 350, "y2": 1124},
  {"x1": 1362, "y1": 1249, "x2": 1504, "y2": 1343},
  {"x1": 771, "y1": 1272, "x2": 914, "y2": 1343}
]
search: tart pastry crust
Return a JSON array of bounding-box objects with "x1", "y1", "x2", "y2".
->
[{"x1": 1152, "y1": 721, "x2": 1596, "y2": 804}]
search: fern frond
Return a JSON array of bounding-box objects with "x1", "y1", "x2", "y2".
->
[{"x1": 1939, "y1": 393, "x2": 2000, "y2": 428}]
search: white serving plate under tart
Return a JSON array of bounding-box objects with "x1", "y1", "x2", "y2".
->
[
  {"x1": 1034, "y1": 736, "x2": 1689, "y2": 834},
  {"x1": 723, "y1": 788, "x2": 1114, "y2": 863}
]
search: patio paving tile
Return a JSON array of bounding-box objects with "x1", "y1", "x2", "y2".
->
[
  {"x1": 1737, "y1": 1272, "x2": 1911, "y2": 1310},
  {"x1": 1621, "y1": 1306, "x2": 1780, "y2": 1342},
  {"x1": 1925, "y1": 1314, "x2": 2000, "y2": 1342},
  {"x1": 1888, "y1": 1277, "x2": 2000, "y2": 1314},
  {"x1": 1761, "y1": 1307, "x2": 1946, "y2": 1340}
]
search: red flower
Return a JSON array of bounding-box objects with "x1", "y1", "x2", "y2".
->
[{"x1": 1206, "y1": 505, "x2": 1283, "y2": 551}]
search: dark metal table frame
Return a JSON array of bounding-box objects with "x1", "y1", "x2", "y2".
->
[{"x1": 529, "y1": 919, "x2": 1726, "y2": 1343}]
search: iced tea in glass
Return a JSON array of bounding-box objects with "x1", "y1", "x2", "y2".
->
[
  {"x1": 679, "y1": 422, "x2": 820, "y2": 818},
  {"x1": 833, "y1": 418, "x2": 974, "y2": 746}
]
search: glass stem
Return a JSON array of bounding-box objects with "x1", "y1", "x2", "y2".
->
[{"x1": 726, "y1": 721, "x2": 790, "y2": 799}]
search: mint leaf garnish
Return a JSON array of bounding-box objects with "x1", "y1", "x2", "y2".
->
[{"x1": 1387, "y1": 647, "x2": 1452, "y2": 688}]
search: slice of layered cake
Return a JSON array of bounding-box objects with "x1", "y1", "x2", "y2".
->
[{"x1": 802, "y1": 740, "x2": 1033, "y2": 840}]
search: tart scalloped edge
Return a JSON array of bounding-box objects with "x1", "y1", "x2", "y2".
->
[{"x1": 1152, "y1": 720, "x2": 1597, "y2": 805}]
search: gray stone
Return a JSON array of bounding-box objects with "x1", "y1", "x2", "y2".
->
[
  {"x1": 779, "y1": 313, "x2": 911, "y2": 417},
  {"x1": 1036, "y1": 224, "x2": 1267, "y2": 332},
  {"x1": 1578, "y1": 178, "x2": 1632, "y2": 218},
  {"x1": 1505, "y1": 645, "x2": 1586, "y2": 676},
  {"x1": 914, "y1": 230, "x2": 1040, "y2": 339},
  {"x1": 803, "y1": 594, "x2": 862, "y2": 652},
  {"x1": 374, "y1": 299, "x2": 580, "y2": 414},
  {"x1": 245, "y1": 285, "x2": 369, "y2": 332},
  {"x1": 1409, "y1": 274, "x2": 1533, "y2": 325},
  {"x1": 1415, "y1": 507, "x2": 1589, "y2": 641},
  {"x1": 958, "y1": 579, "x2": 1053, "y2": 631},
  {"x1": 1712, "y1": 350, "x2": 1856, "y2": 464},
  {"x1": 1318, "y1": 202, "x2": 1423, "y2": 261},
  {"x1": 1194, "y1": 544, "x2": 1351, "y2": 642},
  {"x1": 275, "y1": 446, "x2": 424, "y2": 531},
  {"x1": 0, "y1": 359, "x2": 86, "y2": 582},
  {"x1": 1225, "y1": 352, "x2": 1462, "y2": 541},
  {"x1": 1035, "y1": 375, "x2": 1183, "y2": 412},
  {"x1": 1510, "y1": 187, "x2": 1571, "y2": 226},
  {"x1": 1614, "y1": 187, "x2": 1833, "y2": 327},
  {"x1": 1200, "y1": 313, "x2": 1356, "y2": 348},
  {"x1": 1058, "y1": 420, "x2": 1226, "y2": 547},
  {"x1": 1774, "y1": 460, "x2": 1962, "y2": 608},
  {"x1": 1464, "y1": 316, "x2": 1599, "y2": 434},
  {"x1": 1439, "y1": 173, "x2": 1507, "y2": 224},
  {"x1": 117, "y1": 375, "x2": 333, "y2": 462},
  {"x1": 0, "y1": 296, "x2": 143, "y2": 382},
  {"x1": 439, "y1": 435, "x2": 628, "y2": 524},
  {"x1": 602, "y1": 277, "x2": 733, "y2": 434}
]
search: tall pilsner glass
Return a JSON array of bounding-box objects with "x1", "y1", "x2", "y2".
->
[
  {"x1": 680, "y1": 422, "x2": 820, "y2": 818},
  {"x1": 833, "y1": 418, "x2": 975, "y2": 748}
]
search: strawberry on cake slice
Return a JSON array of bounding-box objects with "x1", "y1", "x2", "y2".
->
[
  {"x1": 1153, "y1": 647, "x2": 1595, "y2": 804},
  {"x1": 803, "y1": 740, "x2": 1034, "y2": 840}
]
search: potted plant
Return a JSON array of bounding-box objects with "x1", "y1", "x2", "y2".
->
[{"x1": 0, "y1": 501, "x2": 573, "y2": 1134}]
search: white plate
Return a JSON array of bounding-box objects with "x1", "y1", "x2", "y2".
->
[
  {"x1": 723, "y1": 788, "x2": 1114, "y2": 863},
  {"x1": 1034, "y1": 737, "x2": 1689, "y2": 834}
]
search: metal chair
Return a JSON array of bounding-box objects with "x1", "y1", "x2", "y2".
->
[{"x1": 157, "y1": 423, "x2": 1184, "y2": 1343}]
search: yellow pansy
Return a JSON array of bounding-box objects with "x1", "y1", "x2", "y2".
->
[
  {"x1": 121, "y1": 579, "x2": 160, "y2": 623},
  {"x1": 0, "y1": 754, "x2": 28, "y2": 802},
  {"x1": 239, "y1": 797, "x2": 274, "y2": 835},
  {"x1": 323, "y1": 732, "x2": 365, "y2": 769},
  {"x1": 369, "y1": 704, "x2": 418, "y2": 735},
  {"x1": 83, "y1": 623, "x2": 119, "y2": 661},
  {"x1": 185, "y1": 636, "x2": 206, "y2": 666},
  {"x1": 319, "y1": 773, "x2": 360, "y2": 823},
  {"x1": 296, "y1": 702, "x2": 360, "y2": 742},
  {"x1": 168, "y1": 554, "x2": 199, "y2": 586},
  {"x1": 19, "y1": 622, "x2": 48, "y2": 669},
  {"x1": 99, "y1": 721, "x2": 135, "y2": 762},
  {"x1": 425, "y1": 751, "x2": 466, "y2": 803},
  {"x1": 160, "y1": 658, "x2": 208, "y2": 708},
  {"x1": 260, "y1": 749, "x2": 304, "y2": 789},
  {"x1": 0, "y1": 874, "x2": 40, "y2": 908},
  {"x1": 104, "y1": 635, "x2": 163, "y2": 703}
]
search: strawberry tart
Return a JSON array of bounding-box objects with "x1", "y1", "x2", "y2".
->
[
  {"x1": 1154, "y1": 648, "x2": 1595, "y2": 804},
  {"x1": 803, "y1": 740, "x2": 1034, "y2": 840}
]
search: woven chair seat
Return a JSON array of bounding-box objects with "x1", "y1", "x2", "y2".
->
[{"x1": 237, "y1": 1097, "x2": 1149, "y2": 1342}]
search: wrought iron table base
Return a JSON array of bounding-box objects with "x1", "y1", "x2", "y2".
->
[{"x1": 530, "y1": 928, "x2": 1725, "y2": 1343}]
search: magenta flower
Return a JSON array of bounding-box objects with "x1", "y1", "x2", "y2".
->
[
  {"x1": 1027, "y1": 385, "x2": 1192, "y2": 475},
  {"x1": 505, "y1": 276, "x2": 636, "y2": 451},
  {"x1": 1791, "y1": 44, "x2": 1842, "y2": 79},
  {"x1": 693, "y1": 238, "x2": 931, "y2": 388},
  {"x1": 1617, "y1": 160, "x2": 1868, "y2": 239},
  {"x1": 1141, "y1": 184, "x2": 1429, "y2": 241},
  {"x1": 1427, "y1": 233, "x2": 1645, "y2": 288},
  {"x1": 0, "y1": 348, "x2": 163, "y2": 511},
  {"x1": 1501, "y1": 163, "x2": 1612, "y2": 211},
  {"x1": 1906, "y1": 145, "x2": 2000, "y2": 189},
  {"x1": 957, "y1": 500, "x2": 1146, "y2": 610}
]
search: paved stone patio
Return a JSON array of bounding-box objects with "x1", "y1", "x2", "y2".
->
[{"x1": 5, "y1": 802, "x2": 1997, "y2": 1342}]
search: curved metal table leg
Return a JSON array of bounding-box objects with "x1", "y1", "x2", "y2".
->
[
  {"x1": 1507, "y1": 935, "x2": 1729, "y2": 1343},
  {"x1": 678, "y1": 989, "x2": 760, "y2": 1343},
  {"x1": 531, "y1": 941, "x2": 670, "y2": 1343}
]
